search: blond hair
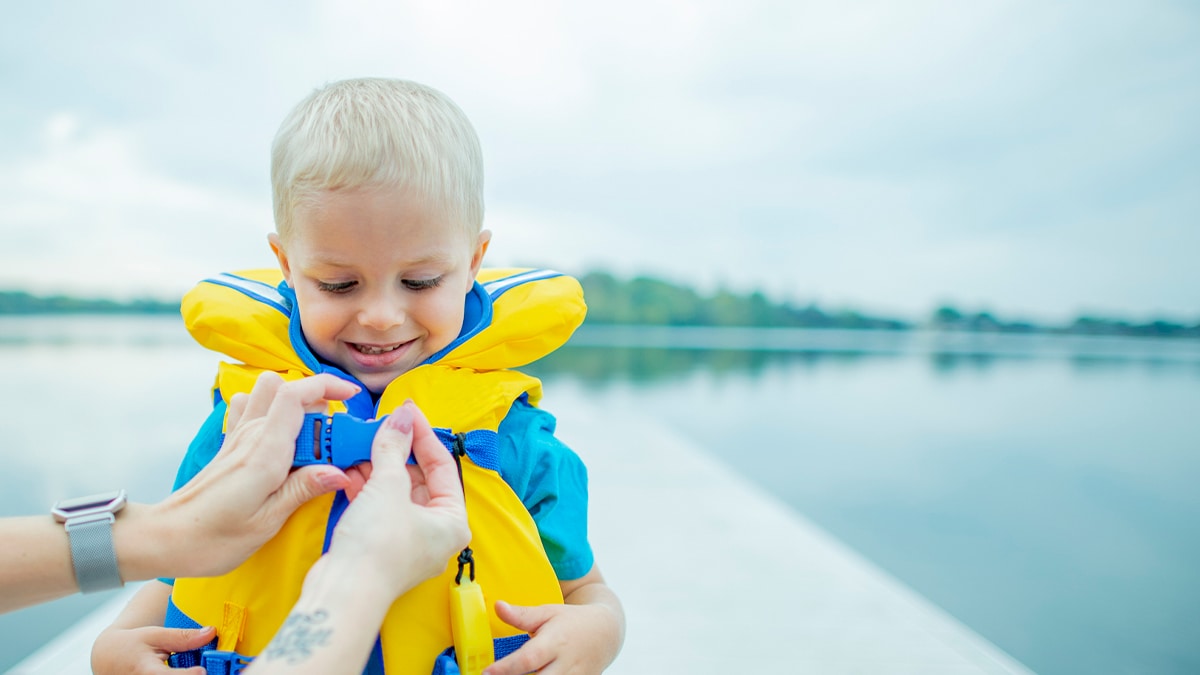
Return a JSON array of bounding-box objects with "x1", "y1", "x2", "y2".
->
[{"x1": 271, "y1": 78, "x2": 483, "y2": 239}]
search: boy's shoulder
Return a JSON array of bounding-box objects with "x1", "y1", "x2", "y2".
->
[
  {"x1": 496, "y1": 396, "x2": 588, "y2": 495},
  {"x1": 498, "y1": 396, "x2": 579, "y2": 461}
]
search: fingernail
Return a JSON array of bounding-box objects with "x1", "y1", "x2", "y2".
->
[
  {"x1": 318, "y1": 471, "x2": 346, "y2": 490},
  {"x1": 386, "y1": 405, "x2": 413, "y2": 433}
]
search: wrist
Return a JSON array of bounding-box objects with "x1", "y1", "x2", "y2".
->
[
  {"x1": 299, "y1": 556, "x2": 396, "y2": 623},
  {"x1": 111, "y1": 502, "x2": 172, "y2": 582}
]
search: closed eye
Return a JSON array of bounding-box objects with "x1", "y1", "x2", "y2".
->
[
  {"x1": 403, "y1": 277, "x2": 443, "y2": 291},
  {"x1": 317, "y1": 280, "x2": 357, "y2": 293}
]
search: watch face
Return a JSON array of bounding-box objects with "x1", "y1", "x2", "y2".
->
[{"x1": 52, "y1": 490, "x2": 126, "y2": 518}]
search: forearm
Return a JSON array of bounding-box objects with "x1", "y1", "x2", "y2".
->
[
  {"x1": 0, "y1": 502, "x2": 186, "y2": 614},
  {"x1": 561, "y1": 567, "x2": 626, "y2": 671},
  {"x1": 244, "y1": 557, "x2": 397, "y2": 675},
  {"x1": 0, "y1": 516, "x2": 77, "y2": 613},
  {"x1": 109, "y1": 580, "x2": 173, "y2": 629},
  {"x1": 564, "y1": 581, "x2": 625, "y2": 652}
]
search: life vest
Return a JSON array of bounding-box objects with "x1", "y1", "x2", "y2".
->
[{"x1": 166, "y1": 267, "x2": 586, "y2": 674}]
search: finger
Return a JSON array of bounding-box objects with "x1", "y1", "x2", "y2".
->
[
  {"x1": 344, "y1": 463, "x2": 370, "y2": 501},
  {"x1": 262, "y1": 374, "x2": 362, "y2": 438},
  {"x1": 241, "y1": 371, "x2": 285, "y2": 423},
  {"x1": 144, "y1": 625, "x2": 216, "y2": 653},
  {"x1": 267, "y1": 465, "x2": 349, "y2": 520},
  {"x1": 225, "y1": 392, "x2": 248, "y2": 431},
  {"x1": 407, "y1": 402, "x2": 464, "y2": 508},
  {"x1": 284, "y1": 373, "x2": 361, "y2": 409},
  {"x1": 253, "y1": 375, "x2": 361, "y2": 473},
  {"x1": 371, "y1": 405, "x2": 417, "y2": 480},
  {"x1": 493, "y1": 600, "x2": 554, "y2": 634},
  {"x1": 483, "y1": 638, "x2": 552, "y2": 675},
  {"x1": 346, "y1": 462, "x2": 373, "y2": 485},
  {"x1": 211, "y1": 393, "x2": 251, "y2": 464}
]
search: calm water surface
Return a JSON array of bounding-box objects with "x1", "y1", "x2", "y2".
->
[{"x1": 1, "y1": 317, "x2": 1197, "y2": 674}]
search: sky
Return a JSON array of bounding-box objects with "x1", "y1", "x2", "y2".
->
[{"x1": 1, "y1": 0, "x2": 1196, "y2": 324}]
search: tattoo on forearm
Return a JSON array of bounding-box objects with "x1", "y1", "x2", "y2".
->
[{"x1": 262, "y1": 609, "x2": 333, "y2": 664}]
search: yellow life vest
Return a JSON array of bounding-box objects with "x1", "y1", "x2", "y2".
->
[{"x1": 168, "y1": 267, "x2": 586, "y2": 674}]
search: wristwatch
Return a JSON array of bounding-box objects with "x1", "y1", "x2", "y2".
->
[{"x1": 51, "y1": 490, "x2": 127, "y2": 594}]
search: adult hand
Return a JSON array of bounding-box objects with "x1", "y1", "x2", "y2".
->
[
  {"x1": 244, "y1": 401, "x2": 471, "y2": 675},
  {"x1": 117, "y1": 372, "x2": 359, "y2": 581},
  {"x1": 320, "y1": 400, "x2": 470, "y2": 598}
]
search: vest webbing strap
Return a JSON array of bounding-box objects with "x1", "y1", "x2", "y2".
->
[
  {"x1": 429, "y1": 635, "x2": 534, "y2": 675},
  {"x1": 168, "y1": 635, "x2": 532, "y2": 673}
]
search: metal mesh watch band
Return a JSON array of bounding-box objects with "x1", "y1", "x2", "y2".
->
[
  {"x1": 54, "y1": 490, "x2": 127, "y2": 594},
  {"x1": 65, "y1": 515, "x2": 123, "y2": 593}
]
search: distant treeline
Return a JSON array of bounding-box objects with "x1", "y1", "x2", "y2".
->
[
  {"x1": 928, "y1": 306, "x2": 1200, "y2": 339},
  {"x1": 2, "y1": 272, "x2": 1197, "y2": 339},
  {"x1": 575, "y1": 271, "x2": 1200, "y2": 339},
  {"x1": 578, "y1": 272, "x2": 909, "y2": 330},
  {"x1": 0, "y1": 291, "x2": 178, "y2": 315}
]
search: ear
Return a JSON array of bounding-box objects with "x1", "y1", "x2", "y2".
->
[
  {"x1": 468, "y1": 229, "x2": 492, "y2": 281},
  {"x1": 268, "y1": 232, "x2": 294, "y2": 287}
]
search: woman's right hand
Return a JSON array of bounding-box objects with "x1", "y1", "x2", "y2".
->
[{"x1": 322, "y1": 401, "x2": 471, "y2": 599}]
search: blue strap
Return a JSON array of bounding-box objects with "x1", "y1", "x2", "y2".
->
[
  {"x1": 165, "y1": 596, "x2": 217, "y2": 669},
  {"x1": 172, "y1": 636, "x2": 528, "y2": 673},
  {"x1": 293, "y1": 413, "x2": 501, "y2": 472},
  {"x1": 431, "y1": 635, "x2": 531, "y2": 675},
  {"x1": 436, "y1": 428, "x2": 501, "y2": 473},
  {"x1": 167, "y1": 642, "x2": 216, "y2": 669},
  {"x1": 200, "y1": 650, "x2": 252, "y2": 675},
  {"x1": 166, "y1": 646, "x2": 247, "y2": 673},
  {"x1": 165, "y1": 595, "x2": 202, "y2": 630}
]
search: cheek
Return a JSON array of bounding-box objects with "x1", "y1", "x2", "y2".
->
[
  {"x1": 426, "y1": 292, "x2": 467, "y2": 335},
  {"x1": 295, "y1": 295, "x2": 344, "y2": 339}
]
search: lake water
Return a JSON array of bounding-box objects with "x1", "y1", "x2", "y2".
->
[{"x1": 1, "y1": 316, "x2": 1198, "y2": 674}]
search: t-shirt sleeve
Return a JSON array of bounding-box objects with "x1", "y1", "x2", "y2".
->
[
  {"x1": 172, "y1": 401, "x2": 228, "y2": 491},
  {"x1": 496, "y1": 397, "x2": 594, "y2": 582}
]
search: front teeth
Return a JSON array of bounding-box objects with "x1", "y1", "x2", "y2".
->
[{"x1": 355, "y1": 343, "x2": 402, "y2": 355}]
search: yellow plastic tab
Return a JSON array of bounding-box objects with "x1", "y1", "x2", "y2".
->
[
  {"x1": 449, "y1": 577, "x2": 494, "y2": 675},
  {"x1": 217, "y1": 601, "x2": 247, "y2": 652}
]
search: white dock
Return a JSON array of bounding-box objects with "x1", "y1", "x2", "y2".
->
[{"x1": 10, "y1": 402, "x2": 1034, "y2": 674}]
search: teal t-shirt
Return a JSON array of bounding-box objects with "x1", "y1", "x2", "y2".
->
[{"x1": 172, "y1": 396, "x2": 594, "y2": 581}]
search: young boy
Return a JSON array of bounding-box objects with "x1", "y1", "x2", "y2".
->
[{"x1": 92, "y1": 78, "x2": 624, "y2": 675}]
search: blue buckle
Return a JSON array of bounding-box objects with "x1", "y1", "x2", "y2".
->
[
  {"x1": 201, "y1": 649, "x2": 252, "y2": 675},
  {"x1": 291, "y1": 414, "x2": 503, "y2": 473},
  {"x1": 293, "y1": 412, "x2": 382, "y2": 469}
]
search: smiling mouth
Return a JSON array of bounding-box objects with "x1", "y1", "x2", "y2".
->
[{"x1": 351, "y1": 342, "x2": 406, "y2": 355}]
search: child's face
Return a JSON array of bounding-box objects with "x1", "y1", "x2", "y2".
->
[{"x1": 270, "y1": 187, "x2": 489, "y2": 393}]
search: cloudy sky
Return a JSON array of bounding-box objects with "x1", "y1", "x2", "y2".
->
[{"x1": 2, "y1": 0, "x2": 1196, "y2": 323}]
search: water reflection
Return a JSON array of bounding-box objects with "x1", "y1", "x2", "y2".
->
[
  {"x1": 529, "y1": 326, "x2": 1200, "y2": 386},
  {"x1": 526, "y1": 345, "x2": 875, "y2": 387}
]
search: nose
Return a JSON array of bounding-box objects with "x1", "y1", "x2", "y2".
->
[{"x1": 357, "y1": 289, "x2": 405, "y2": 331}]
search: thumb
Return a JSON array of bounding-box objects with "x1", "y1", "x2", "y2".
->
[
  {"x1": 271, "y1": 466, "x2": 349, "y2": 517},
  {"x1": 146, "y1": 625, "x2": 217, "y2": 653},
  {"x1": 494, "y1": 600, "x2": 554, "y2": 634},
  {"x1": 370, "y1": 405, "x2": 416, "y2": 475}
]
